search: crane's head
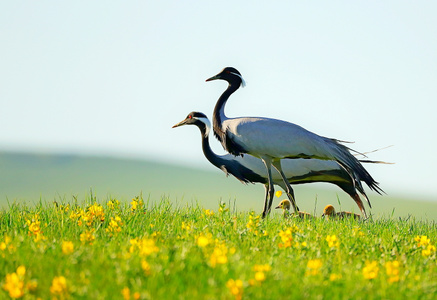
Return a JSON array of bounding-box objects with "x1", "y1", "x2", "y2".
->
[
  {"x1": 275, "y1": 199, "x2": 291, "y2": 211},
  {"x1": 322, "y1": 205, "x2": 336, "y2": 217},
  {"x1": 206, "y1": 67, "x2": 246, "y2": 87},
  {"x1": 172, "y1": 112, "x2": 211, "y2": 137}
]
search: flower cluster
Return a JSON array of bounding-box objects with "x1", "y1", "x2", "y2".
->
[
  {"x1": 226, "y1": 279, "x2": 243, "y2": 300},
  {"x1": 129, "y1": 238, "x2": 159, "y2": 257},
  {"x1": 130, "y1": 197, "x2": 144, "y2": 212},
  {"x1": 249, "y1": 264, "x2": 272, "y2": 285},
  {"x1": 363, "y1": 261, "x2": 379, "y2": 279},
  {"x1": 414, "y1": 235, "x2": 436, "y2": 257},
  {"x1": 385, "y1": 261, "x2": 400, "y2": 283},
  {"x1": 26, "y1": 214, "x2": 45, "y2": 242},
  {"x1": 306, "y1": 259, "x2": 323, "y2": 276},
  {"x1": 106, "y1": 215, "x2": 123, "y2": 236},
  {"x1": 326, "y1": 234, "x2": 339, "y2": 248},
  {"x1": 50, "y1": 276, "x2": 68, "y2": 298},
  {"x1": 278, "y1": 226, "x2": 298, "y2": 248},
  {"x1": 3, "y1": 266, "x2": 26, "y2": 299},
  {"x1": 246, "y1": 212, "x2": 261, "y2": 235}
]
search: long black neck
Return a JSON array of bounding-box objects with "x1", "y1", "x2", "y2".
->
[
  {"x1": 198, "y1": 124, "x2": 228, "y2": 169},
  {"x1": 212, "y1": 82, "x2": 240, "y2": 143}
]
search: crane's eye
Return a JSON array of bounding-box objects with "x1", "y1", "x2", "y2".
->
[
  {"x1": 188, "y1": 115, "x2": 192, "y2": 119},
  {"x1": 225, "y1": 70, "x2": 230, "y2": 74}
]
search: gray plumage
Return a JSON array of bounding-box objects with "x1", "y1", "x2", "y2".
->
[
  {"x1": 173, "y1": 111, "x2": 381, "y2": 218},
  {"x1": 206, "y1": 67, "x2": 384, "y2": 217}
]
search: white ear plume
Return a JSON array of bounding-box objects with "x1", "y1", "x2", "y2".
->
[
  {"x1": 230, "y1": 72, "x2": 246, "y2": 88},
  {"x1": 195, "y1": 117, "x2": 211, "y2": 138}
]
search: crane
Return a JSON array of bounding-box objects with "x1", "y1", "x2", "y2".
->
[
  {"x1": 206, "y1": 67, "x2": 384, "y2": 217},
  {"x1": 173, "y1": 111, "x2": 380, "y2": 218}
]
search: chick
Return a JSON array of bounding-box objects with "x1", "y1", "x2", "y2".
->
[
  {"x1": 322, "y1": 205, "x2": 361, "y2": 220},
  {"x1": 275, "y1": 199, "x2": 315, "y2": 219}
]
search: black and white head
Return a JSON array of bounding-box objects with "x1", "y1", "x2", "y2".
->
[
  {"x1": 206, "y1": 67, "x2": 246, "y2": 87},
  {"x1": 172, "y1": 111, "x2": 211, "y2": 137}
]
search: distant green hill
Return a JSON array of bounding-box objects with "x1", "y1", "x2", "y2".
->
[{"x1": 0, "y1": 151, "x2": 435, "y2": 220}]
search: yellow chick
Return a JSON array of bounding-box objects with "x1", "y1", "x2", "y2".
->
[
  {"x1": 275, "y1": 199, "x2": 315, "y2": 219},
  {"x1": 322, "y1": 205, "x2": 361, "y2": 220}
]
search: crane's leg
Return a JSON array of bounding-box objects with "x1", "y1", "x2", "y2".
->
[
  {"x1": 272, "y1": 160, "x2": 299, "y2": 213},
  {"x1": 261, "y1": 157, "x2": 275, "y2": 218}
]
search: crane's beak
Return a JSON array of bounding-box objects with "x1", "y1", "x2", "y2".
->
[
  {"x1": 171, "y1": 118, "x2": 189, "y2": 128},
  {"x1": 205, "y1": 74, "x2": 220, "y2": 82}
]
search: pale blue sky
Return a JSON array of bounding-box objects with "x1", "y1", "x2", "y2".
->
[{"x1": 1, "y1": 2, "x2": 436, "y2": 199}]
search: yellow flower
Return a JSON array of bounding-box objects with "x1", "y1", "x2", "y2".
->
[
  {"x1": 209, "y1": 241, "x2": 229, "y2": 267},
  {"x1": 385, "y1": 261, "x2": 400, "y2": 283},
  {"x1": 219, "y1": 202, "x2": 229, "y2": 214},
  {"x1": 329, "y1": 273, "x2": 342, "y2": 281},
  {"x1": 326, "y1": 235, "x2": 339, "y2": 248},
  {"x1": 129, "y1": 238, "x2": 159, "y2": 257},
  {"x1": 196, "y1": 233, "x2": 212, "y2": 248},
  {"x1": 107, "y1": 199, "x2": 120, "y2": 210},
  {"x1": 363, "y1": 261, "x2": 379, "y2": 279},
  {"x1": 62, "y1": 241, "x2": 74, "y2": 255},
  {"x1": 122, "y1": 287, "x2": 131, "y2": 300},
  {"x1": 246, "y1": 212, "x2": 261, "y2": 235},
  {"x1": 422, "y1": 244, "x2": 436, "y2": 257},
  {"x1": 131, "y1": 197, "x2": 144, "y2": 212},
  {"x1": 80, "y1": 229, "x2": 96, "y2": 245},
  {"x1": 3, "y1": 266, "x2": 26, "y2": 299},
  {"x1": 203, "y1": 209, "x2": 215, "y2": 217},
  {"x1": 415, "y1": 235, "x2": 430, "y2": 247},
  {"x1": 141, "y1": 260, "x2": 151, "y2": 275},
  {"x1": 278, "y1": 228, "x2": 293, "y2": 248},
  {"x1": 226, "y1": 279, "x2": 243, "y2": 300},
  {"x1": 275, "y1": 190, "x2": 283, "y2": 198},
  {"x1": 50, "y1": 276, "x2": 68, "y2": 296},
  {"x1": 106, "y1": 215, "x2": 123, "y2": 236},
  {"x1": 306, "y1": 259, "x2": 323, "y2": 276}
]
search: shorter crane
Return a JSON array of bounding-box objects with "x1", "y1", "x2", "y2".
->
[{"x1": 173, "y1": 111, "x2": 380, "y2": 218}]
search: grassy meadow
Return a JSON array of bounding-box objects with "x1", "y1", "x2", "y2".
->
[
  {"x1": 1, "y1": 195, "x2": 437, "y2": 299},
  {"x1": 1, "y1": 151, "x2": 437, "y2": 298}
]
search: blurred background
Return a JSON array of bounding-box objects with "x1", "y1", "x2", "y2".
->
[{"x1": 1, "y1": 2, "x2": 436, "y2": 218}]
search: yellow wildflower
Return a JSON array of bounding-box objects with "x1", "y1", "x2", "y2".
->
[
  {"x1": 246, "y1": 212, "x2": 261, "y2": 235},
  {"x1": 62, "y1": 241, "x2": 74, "y2": 255},
  {"x1": 278, "y1": 228, "x2": 293, "y2": 248},
  {"x1": 422, "y1": 244, "x2": 436, "y2": 257},
  {"x1": 50, "y1": 276, "x2": 68, "y2": 296},
  {"x1": 131, "y1": 196, "x2": 144, "y2": 212},
  {"x1": 197, "y1": 233, "x2": 212, "y2": 248},
  {"x1": 219, "y1": 202, "x2": 229, "y2": 214},
  {"x1": 129, "y1": 238, "x2": 159, "y2": 257},
  {"x1": 106, "y1": 215, "x2": 123, "y2": 236},
  {"x1": 415, "y1": 235, "x2": 430, "y2": 247},
  {"x1": 252, "y1": 264, "x2": 271, "y2": 282},
  {"x1": 3, "y1": 266, "x2": 26, "y2": 299},
  {"x1": 80, "y1": 229, "x2": 96, "y2": 245},
  {"x1": 275, "y1": 190, "x2": 282, "y2": 198},
  {"x1": 107, "y1": 199, "x2": 120, "y2": 210},
  {"x1": 385, "y1": 261, "x2": 400, "y2": 283},
  {"x1": 122, "y1": 287, "x2": 130, "y2": 300},
  {"x1": 306, "y1": 259, "x2": 323, "y2": 276},
  {"x1": 210, "y1": 241, "x2": 229, "y2": 267},
  {"x1": 26, "y1": 214, "x2": 45, "y2": 242},
  {"x1": 326, "y1": 235, "x2": 339, "y2": 248},
  {"x1": 204, "y1": 209, "x2": 215, "y2": 216},
  {"x1": 141, "y1": 260, "x2": 151, "y2": 275},
  {"x1": 363, "y1": 261, "x2": 379, "y2": 279},
  {"x1": 226, "y1": 279, "x2": 243, "y2": 300},
  {"x1": 329, "y1": 273, "x2": 342, "y2": 281}
]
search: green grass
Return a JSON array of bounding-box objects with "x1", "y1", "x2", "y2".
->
[{"x1": 1, "y1": 195, "x2": 437, "y2": 299}]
